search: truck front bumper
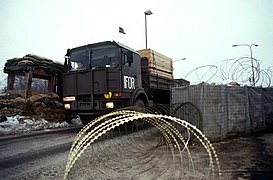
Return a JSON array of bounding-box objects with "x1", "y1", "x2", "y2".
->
[{"x1": 64, "y1": 99, "x2": 124, "y2": 111}]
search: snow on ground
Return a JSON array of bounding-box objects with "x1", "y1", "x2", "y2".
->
[{"x1": 0, "y1": 115, "x2": 83, "y2": 136}]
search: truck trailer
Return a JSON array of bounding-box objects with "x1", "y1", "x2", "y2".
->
[{"x1": 63, "y1": 41, "x2": 189, "y2": 124}]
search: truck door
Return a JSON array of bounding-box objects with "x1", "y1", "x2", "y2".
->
[{"x1": 121, "y1": 49, "x2": 141, "y2": 92}]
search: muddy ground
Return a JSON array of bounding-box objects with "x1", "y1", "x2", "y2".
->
[
  {"x1": 64, "y1": 128, "x2": 273, "y2": 179},
  {"x1": 8, "y1": 128, "x2": 273, "y2": 180},
  {"x1": 216, "y1": 131, "x2": 273, "y2": 179}
]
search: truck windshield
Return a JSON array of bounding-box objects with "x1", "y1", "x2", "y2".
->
[{"x1": 69, "y1": 45, "x2": 119, "y2": 70}]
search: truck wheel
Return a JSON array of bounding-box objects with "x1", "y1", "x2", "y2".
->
[
  {"x1": 134, "y1": 99, "x2": 145, "y2": 128},
  {"x1": 134, "y1": 99, "x2": 145, "y2": 106}
]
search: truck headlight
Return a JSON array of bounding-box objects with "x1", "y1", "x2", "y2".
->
[
  {"x1": 106, "y1": 102, "x2": 114, "y2": 109},
  {"x1": 63, "y1": 96, "x2": 75, "y2": 102},
  {"x1": 64, "y1": 103, "x2": 71, "y2": 109}
]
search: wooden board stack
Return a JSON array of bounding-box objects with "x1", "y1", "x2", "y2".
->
[{"x1": 138, "y1": 49, "x2": 173, "y2": 79}]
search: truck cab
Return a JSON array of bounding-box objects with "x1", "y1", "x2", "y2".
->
[{"x1": 63, "y1": 41, "x2": 148, "y2": 123}]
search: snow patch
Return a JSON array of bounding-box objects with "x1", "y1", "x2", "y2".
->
[
  {"x1": 0, "y1": 115, "x2": 71, "y2": 136},
  {"x1": 70, "y1": 117, "x2": 83, "y2": 126}
]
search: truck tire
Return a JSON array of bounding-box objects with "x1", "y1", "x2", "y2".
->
[
  {"x1": 134, "y1": 99, "x2": 145, "y2": 106},
  {"x1": 134, "y1": 99, "x2": 145, "y2": 128}
]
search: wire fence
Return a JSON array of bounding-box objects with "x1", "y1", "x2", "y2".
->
[
  {"x1": 172, "y1": 84, "x2": 273, "y2": 140},
  {"x1": 184, "y1": 57, "x2": 273, "y2": 87}
]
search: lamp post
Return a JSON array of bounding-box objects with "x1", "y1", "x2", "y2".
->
[
  {"x1": 144, "y1": 10, "x2": 152, "y2": 49},
  {"x1": 172, "y1": 58, "x2": 186, "y2": 70},
  {"x1": 173, "y1": 58, "x2": 186, "y2": 63},
  {"x1": 232, "y1": 44, "x2": 258, "y2": 86}
]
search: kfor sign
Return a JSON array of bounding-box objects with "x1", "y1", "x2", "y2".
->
[{"x1": 124, "y1": 76, "x2": 135, "y2": 89}]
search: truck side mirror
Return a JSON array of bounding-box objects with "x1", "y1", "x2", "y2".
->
[
  {"x1": 65, "y1": 49, "x2": 71, "y2": 71},
  {"x1": 66, "y1": 48, "x2": 71, "y2": 57}
]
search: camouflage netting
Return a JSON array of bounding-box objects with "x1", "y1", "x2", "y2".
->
[
  {"x1": 4, "y1": 54, "x2": 63, "y2": 74},
  {"x1": 0, "y1": 93, "x2": 65, "y2": 122}
]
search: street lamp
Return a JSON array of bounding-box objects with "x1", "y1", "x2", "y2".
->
[
  {"x1": 232, "y1": 44, "x2": 258, "y2": 86},
  {"x1": 144, "y1": 10, "x2": 153, "y2": 49},
  {"x1": 173, "y1": 58, "x2": 186, "y2": 63},
  {"x1": 172, "y1": 58, "x2": 186, "y2": 70}
]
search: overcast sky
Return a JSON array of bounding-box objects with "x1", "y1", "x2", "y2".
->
[{"x1": 0, "y1": 0, "x2": 272, "y2": 86}]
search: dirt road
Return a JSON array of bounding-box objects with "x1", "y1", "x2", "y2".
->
[
  {"x1": 65, "y1": 129, "x2": 273, "y2": 179},
  {"x1": 0, "y1": 127, "x2": 272, "y2": 179},
  {"x1": 215, "y1": 131, "x2": 273, "y2": 179}
]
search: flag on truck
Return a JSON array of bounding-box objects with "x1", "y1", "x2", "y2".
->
[{"x1": 119, "y1": 27, "x2": 126, "y2": 34}]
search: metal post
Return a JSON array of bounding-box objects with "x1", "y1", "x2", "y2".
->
[
  {"x1": 144, "y1": 10, "x2": 152, "y2": 49},
  {"x1": 145, "y1": 14, "x2": 147, "y2": 49},
  {"x1": 249, "y1": 45, "x2": 255, "y2": 87},
  {"x1": 232, "y1": 44, "x2": 258, "y2": 86}
]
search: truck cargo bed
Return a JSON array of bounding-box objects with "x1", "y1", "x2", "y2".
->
[
  {"x1": 138, "y1": 49, "x2": 173, "y2": 79},
  {"x1": 141, "y1": 70, "x2": 173, "y2": 91}
]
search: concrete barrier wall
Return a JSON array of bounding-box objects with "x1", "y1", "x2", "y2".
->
[{"x1": 171, "y1": 84, "x2": 273, "y2": 141}]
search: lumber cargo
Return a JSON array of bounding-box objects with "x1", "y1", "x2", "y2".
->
[{"x1": 138, "y1": 49, "x2": 173, "y2": 79}]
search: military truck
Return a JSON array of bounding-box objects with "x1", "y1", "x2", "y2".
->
[{"x1": 63, "y1": 41, "x2": 189, "y2": 124}]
